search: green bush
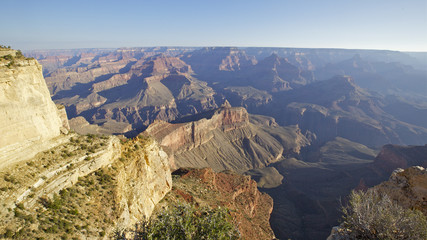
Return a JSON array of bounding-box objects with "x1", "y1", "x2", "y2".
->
[
  {"x1": 116, "y1": 204, "x2": 240, "y2": 240},
  {"x1": 339, "y1": 189, "x2": 427, "y2": 239},
  {"x1": 2, "y1": 54, "x2": 13, "y2": 60},
  {"x1": 40, "y1": 193, "x2": 63, "y2": 210},
  {"x1": 16, "y1": 50, "x2": 23, "y2": 58}
]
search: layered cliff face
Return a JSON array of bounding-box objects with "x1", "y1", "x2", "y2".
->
[
  {"x1": 0, "y1": 49, "x2": 173, "y2": 239},
  {"x1": 0, "y1": 135, "x2": 172, "y2": 239},
  {"x1": 145, "y1": 104, "x2": 310, "y2": 173},
  {"x1": 182, "y1": 47, "x2": 257, "y2": 75},
  {"x1": 0, "y1": 52, "x2": 67, "y2": 169},
  {"x1": 155, "y1": 168, "x2": 275, "y2": 240}
]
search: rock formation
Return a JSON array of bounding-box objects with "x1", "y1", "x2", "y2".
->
[
  {"x1": 0, "y1": 49, "x2": 173, "y2": 239},
  {"x1": 182, "y1": 47, "x2": 257, "y2": 75},
  {"x1": 0, "y1": 133, "x2": 172, "y2": 239},
  {"x1": 241, "y1": 53, "x2": 314, "y2": 92},
  {"x1": 43, "y1": 51, "x2": 218, "y2": 135},
  {"x1": 374, "y1": 144, "x2": 427, "y2": 172},
  {"x1": 155, "y1": 168, "x2": 275, "y2": 240},
  {"x1": 116, "y1": 137, "x2": 172, "y2": 229},
  {"x1": 145, "y1": 104, "x2": 310, "y2": 173},
  {"x1": 0, "y1": 50, "x2": 68, "y2": 169},
  {"x1": 374, "y1": 166, "x2": 427, "y2": 215}
]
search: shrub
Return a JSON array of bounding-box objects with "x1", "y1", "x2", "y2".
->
[
  {"x1": 2, "y1": 54, "x2": 13, "y2": 60},
  {"x1": 339, "y1": 189, "x2": 427, "y2": 239},
  {"x1": 16, "y1": 50, "x2": 23, "y2": 58},
  {"x1": 40, "y1": 194, "x2": 63, "y2": 210},
  {"x1": 116, "y1": 204, "x2": 240, "y2": 240},
  {"x1": 3, "y1": 228, "x2": 14, "y2": 238}
]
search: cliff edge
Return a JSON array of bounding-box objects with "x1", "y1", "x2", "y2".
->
[{"x1": 0, "y1": 50, "x2": 68, "y2": 169}]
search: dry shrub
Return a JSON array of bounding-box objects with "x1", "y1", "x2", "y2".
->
[{"x1": 339, "y1": 189, "x2": 427, "y2": 240}]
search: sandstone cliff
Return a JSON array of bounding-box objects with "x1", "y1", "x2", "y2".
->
[
  {"x1": 154, "y1": 168, "x2": 275, "y2": 240},
  {"x1": 0, "y1": 52, "x2": 68, "y2": 170}
]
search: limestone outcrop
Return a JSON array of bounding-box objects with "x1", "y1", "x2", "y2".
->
[
  {"x1": 146, "y1": 104, "x2": 249, "y2": 153},
  {"x1": 116, "y1": 137, "x2": 172, "y2": 229},
  {"x1": 0, "y1": 53, "x2": 66, "y2": 169}
]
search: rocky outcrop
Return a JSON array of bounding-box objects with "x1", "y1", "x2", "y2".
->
[
  {"x1": 182, "y1": 47, "x2": 257, "y2": 74},
  {"x1": 374, "y1": 166, "x2": 427, "y2": 215},
  {"x1": 0, "y1": 54, "x2": 66, "y2": 169},
  {"x1": 146, "y1": 104, "x2": 249, "y2": 153},
  {"x1": 374, "y1": 144, "x2": 427, "y2": 172},
  {"x1": 18, "y1": 136, "x2": 122, "y2": 208},
  {"x1": 0, "y1": 134, "x2": 172, "y2": 239},
  {"x1": 116, "y1": 137, "x2": 172, "y2": 229},
  {"x1": 145, "y1": 105, "x2": 309, "y2": 173},
  {"x1": 156, "y1": 168, "x2": 275, "y2": 240},
  {"x1": 245, "y1": 53, "x2": 313, "y2": 92}
]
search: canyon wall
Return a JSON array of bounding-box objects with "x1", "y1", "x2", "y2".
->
[
  {"x1": 145, "y1": 104, "x2": 309, "y2": 173},
  {"x1": 0, "y1": 54, "x2": 67, "y2": 169},
  {"x1": 0, "y1": 50, "x2": 173, "y2": 238}
]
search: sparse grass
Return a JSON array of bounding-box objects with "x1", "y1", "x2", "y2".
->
[
  {"x1": 1, "y1": 165, "x2": 119, "y2": 239},
  {"x1": 0, "y1": 134, "x2": 113, "y2": 239}
]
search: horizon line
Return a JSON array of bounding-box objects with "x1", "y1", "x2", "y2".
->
[{"x1": 21, "y1": 46, "x2": 427, "y2": 53}]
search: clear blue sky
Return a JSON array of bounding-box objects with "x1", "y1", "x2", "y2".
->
[{"x1": 1, "y1": 0, "x2": 426, "y2": 51}]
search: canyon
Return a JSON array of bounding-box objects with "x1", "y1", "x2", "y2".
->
[
  {"x1": 0, "y1": 47, "x2": 276, "y2": 239},
  {"x1": 145, "y1": 103, "x2": 310, "y2": 173},
  {"x1": 0, "y1": 50, "x2": 68, "y2": 169},
  {"x1": 0, "y1": 49, "x2": 172, "y2": 238},
  {"x1": 1, "y1": 45, "x2": 426, "y2": 239}
]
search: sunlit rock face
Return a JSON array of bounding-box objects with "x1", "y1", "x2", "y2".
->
[{"x1": 0, "y1": 53, "x2": 66, "y2": 169}]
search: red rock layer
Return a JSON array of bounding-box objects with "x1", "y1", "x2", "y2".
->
[
  {"x1": 145, "y1": 106, "x2": 249, "y2": 152},
  {"x1": 171, "y1": 168, "x2": 275, "y2": 240}
]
